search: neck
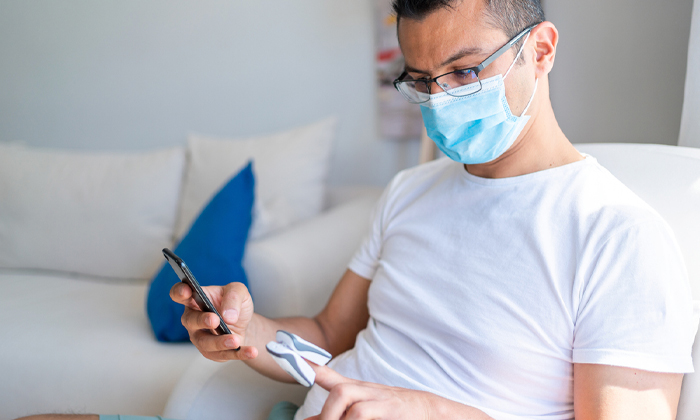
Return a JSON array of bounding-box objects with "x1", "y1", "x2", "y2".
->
[{"x1": 464, "y1": 77, "x2": 583, "y2": 179}]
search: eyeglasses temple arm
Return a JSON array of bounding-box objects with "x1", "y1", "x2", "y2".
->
[{"x1": 476, "y1": 24, "x2": 537, "y2": 74}]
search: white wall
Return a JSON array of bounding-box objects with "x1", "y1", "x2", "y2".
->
[
  {"x1": 0, "y1": 1, "x2": 693, "y2": 187},
  {"x1": 545, "y1": 0, "x2": 695, "y2": 146},
  {"x1": 0, "y1": 0, "x2": 421, "y2": 186},
  {"x1": 679, "y1": 0, "x2": 700, "y2": 148}
]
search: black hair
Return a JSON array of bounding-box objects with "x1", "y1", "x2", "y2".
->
[{"x1": 393, "y1": 0, "x2": 545, "y2": 61}]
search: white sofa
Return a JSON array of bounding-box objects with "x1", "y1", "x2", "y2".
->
[
  {"x1": 163, "y1": 143, "x2": 700, "y2": 420},
  {"x1": 0, "y1": 132, "x2": 383, "y2": 419},
  {"x1": 0, "y1": 185, "x2": 382, "y2": 420}
]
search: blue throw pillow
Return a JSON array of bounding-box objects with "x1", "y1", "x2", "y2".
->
[{"x1": 147, "y1": 161, "x2": 255, "y2": 342}]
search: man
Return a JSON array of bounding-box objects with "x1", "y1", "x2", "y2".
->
[
  {"x1": 170, "y1": 1, "x2": 696, "y2": 419},
  {"x1": 19, "y1": 0, "x2": 696, "y2": 419}
]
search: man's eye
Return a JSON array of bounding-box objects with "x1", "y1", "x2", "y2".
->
[
  {"x1": 454, "y1": 69, "x2": 476, "y2": 79},
  {"x1": 450, "y1": 69, "x2": 478, "y2": 84}
]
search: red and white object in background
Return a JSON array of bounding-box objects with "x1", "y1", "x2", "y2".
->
[{"x1": 375, "y1": 0, "x2": 423, "y2": 141}]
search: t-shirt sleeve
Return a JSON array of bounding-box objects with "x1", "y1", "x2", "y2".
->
[
  {"x1": 573, "y1": 217, "x2": 699, "y2": 373},
  {"x1": 347, "y1": 178, "x2": 396, "y2": 281}
]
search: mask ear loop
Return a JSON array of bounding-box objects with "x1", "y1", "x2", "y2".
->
[
  {"x1": 520, "y1": 78, "x2": 539, "y2": 117},
  {"x1": 503, "y1": 32, "x2": 530, "y2": 81},
  {"x1": 502, "y1": 31, "x2": 538, "y2": 117}
]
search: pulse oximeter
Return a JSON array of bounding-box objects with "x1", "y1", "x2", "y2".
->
[{"x1": 266, "y1": 330, "x2": 332, "y2": 387}]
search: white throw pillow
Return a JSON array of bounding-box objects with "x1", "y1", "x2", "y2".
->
[
  {"x1": 0, "y1": 144, "x2": 185, "y2": 279},
  {"x1": 175, "y1": 118, "x2": 336, "y2": 241}
]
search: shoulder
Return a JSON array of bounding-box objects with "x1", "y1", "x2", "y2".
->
[
  {"x1": 569, "y1": 156, "x2": 668, "y2": 237},
  {"x1": 568, "y1": 157, "x2": 689, "y2": 302}
]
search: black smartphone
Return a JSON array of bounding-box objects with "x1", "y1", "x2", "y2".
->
[{"x1": 162, "y1": 248, "x2": 239, "y2": 350}]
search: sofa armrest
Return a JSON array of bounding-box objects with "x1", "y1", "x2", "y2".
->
[
  {"x1": 244, "y1": 188, "x2": 382, "y2": 319},
  {"x1": 163, "y1": 355, "x2": 309, "y2": 420}
]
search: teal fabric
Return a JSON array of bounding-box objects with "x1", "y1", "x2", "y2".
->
[
  {"x1": 268, "y1": 401, "x2": 300, "y2": 420},
  {"x1": 99, "y1": 416, "x2": 171, "y2": 420},
  {"x1": 98, "y1": 400, "x2": 297, "y2": 420}
]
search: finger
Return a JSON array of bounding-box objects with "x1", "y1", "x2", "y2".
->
[
  {"x1": 309, "y1": 362, "x2": 357, "y2": 392},
  {"x1": 170, "y1": 282, "x2": 194, "y2": 305},
  {"x1": 305, "y1": 401, "x2": 384, "y2": 420},
  {"x1": 191, "y1": 329, "x2": 245, "y2": 352},
  {"x1": 190, "y1": 330, "x2": 257, "y2": 360},
  {"x1": 181, "y1": 307, "x2": 220, "y2": 332},
  {"x1": 344, "y1": 401, "x2": 385, "y2": 420},
  {"x1": 219, "y1": 282, "x2": 249, "y2": 324},
  {"x1": 318, "y1": 383, "x2": 371, "y2": 420},
  {"x1": 201, "y1": 345, "x2": 259, "y2": 362}
]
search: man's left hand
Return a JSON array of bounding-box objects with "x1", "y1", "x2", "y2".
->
[{"x1": 305, "y1": 363, "x2": 493, "y2": 420}]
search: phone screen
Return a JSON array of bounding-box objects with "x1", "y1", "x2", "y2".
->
[{"x1": 162, "y1": 248, "x2": 237, "y2": 344}]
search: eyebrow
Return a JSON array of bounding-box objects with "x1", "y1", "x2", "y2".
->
[{"x1": 404, "y1": 46, "x2": 484, "y2": 75}]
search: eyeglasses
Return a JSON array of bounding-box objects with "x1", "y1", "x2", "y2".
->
[{"x1": 393, "y1": 24, "x2": 538, "y2": 104}]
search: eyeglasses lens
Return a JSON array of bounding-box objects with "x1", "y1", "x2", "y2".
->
[
  {"x1": 398, "y1": 69, "x2": 481, "y2": 104},
  {"x1": 397, "y1": 80, "x2": 430, "y2": 103},
  {"x1": 439, "y1": 69, "x2": 480, "y2": 94}
]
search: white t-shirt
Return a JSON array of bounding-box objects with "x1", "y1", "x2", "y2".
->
[{"x1": 295, "y1": 155, "x2": 698, "y2": 420}]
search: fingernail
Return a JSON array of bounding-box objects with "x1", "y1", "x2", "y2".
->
[
  {"x1": 225, "y1": 338, "x2": 236, "y2": 348},
  {"x1": 223, "y1": 309, "x2": 238, "y2": 323}
]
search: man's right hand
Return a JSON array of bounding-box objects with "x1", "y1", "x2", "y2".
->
[{"x1": 170, "y1": 281, "x2": 258, "y2": 362}]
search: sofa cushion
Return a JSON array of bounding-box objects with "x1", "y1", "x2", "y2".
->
[
  {"x1": 147, "y1": 162, "x2": 255, "y2": 342},
  {"x1": 175, "y1": 118, "x2": 335, "y2": 242},
  {"x1": 0, "y1": 272, "x2": 199, "y2": 418},
  {"x1": 0, "y1": 143, "x2": 185, "y2": 279}
]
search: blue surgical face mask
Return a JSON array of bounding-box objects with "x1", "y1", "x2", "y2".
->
[{"x1": 420, "y1": 38, "x2": 538, "y2": 165}]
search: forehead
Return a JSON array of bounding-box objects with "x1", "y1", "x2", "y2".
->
[{"x1": 397, "y1": 0, "x2": 507, "y2": 72}]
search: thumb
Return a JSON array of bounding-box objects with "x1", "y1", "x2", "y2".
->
[
  {"x1": 219, "y1": 282, "x2": 250, "y2": 325},
  {"x1": 308, "y1": 362, "x2": 356, "y2": 391}
]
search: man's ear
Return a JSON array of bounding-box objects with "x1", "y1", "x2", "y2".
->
[{"x1": 530, "y1": 21, "x2": 558, "y2": 78}]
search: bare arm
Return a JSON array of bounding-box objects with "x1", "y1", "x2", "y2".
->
[
  {"x1": 240, "y1": 269, "x2": 371, "y2": 381},
  {"x1": 299, "y1": 361, "x2": 684, "y2": 420},
  {"x1": 171, "y1": 269, "x2": 371, "y2": 383},
  {"x1": 574, "y1": 363, "x2": 683, "y2": 420}
]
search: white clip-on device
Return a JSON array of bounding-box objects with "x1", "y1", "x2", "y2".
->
[{"x1": 266, "y1": 330, "x2": 332, "y2": 387}]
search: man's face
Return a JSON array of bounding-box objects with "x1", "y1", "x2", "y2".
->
[{"x1": 397, "y1": 0, "x2": 535, "y2": 117}]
